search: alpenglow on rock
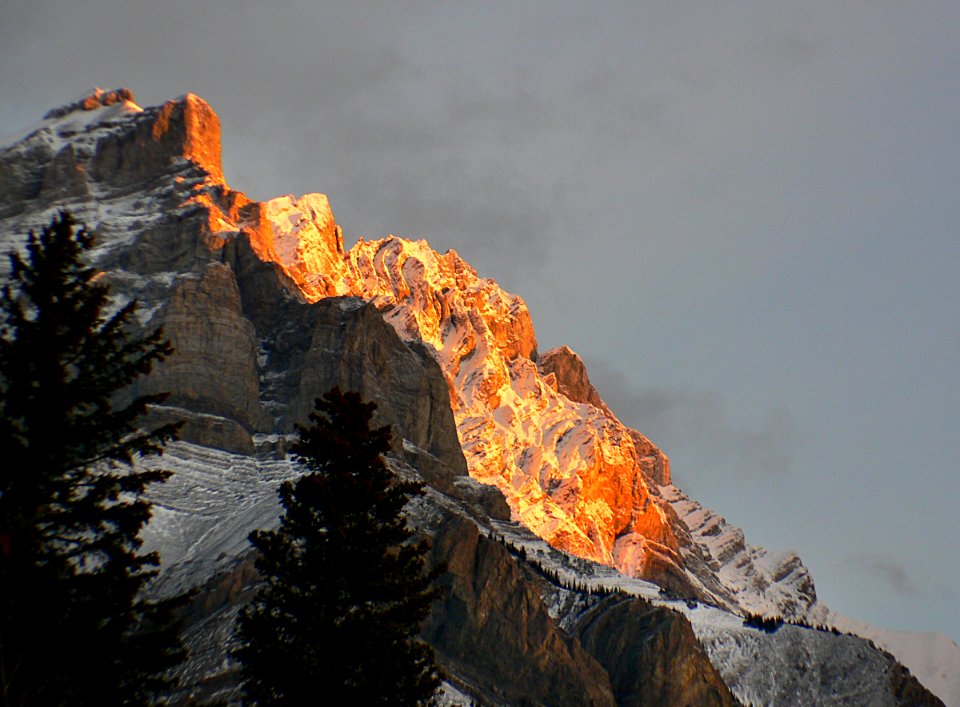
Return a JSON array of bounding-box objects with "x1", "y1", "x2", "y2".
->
[
  {"x1": 2, "y1": 89, "x2": 955, "y2": 706},
  {"x1": 0, "y1": 86, "x2": 845, "y2": 617}
]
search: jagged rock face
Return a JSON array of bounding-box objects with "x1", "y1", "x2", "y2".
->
[
  {"x1": 278, "y1": 296, "x2": 468, "y2": 487},
  {"x1": 538, "y1": 345, "x2": 613, "y2": 415},
  {"x1": 539, "y1": 345, "x2": 672, "y2": 488},
  {"x1": 0, "y1": 90, "x2": 223, "y2": 223},
  {"x1": 0, "y1": 89, "x2": 822, "y2": 619},
  {"x1": 422, "y1": 515, "x2": 616, "y2": 706},
  {"x1": 264, "y1": 233, "x2": 686, "y2": 586},
  {"x1": 889, "y1": 663, "x2": 948, "y2": 707},
  {"x1": 141, "y1": 261, "x2": 268, "y2": 434},
  {"x1": 574, "y1": 597, "x2": 738, "y2": 707},
  {"x1": 661, "y1": 484, "x2": 822, "y2": 621},
  {"x1": 243, "y1": 194, "x2": 345, "y2": 301},
  {"x1": 0, "y1": 91, "x2": 466, "y2": 485}
]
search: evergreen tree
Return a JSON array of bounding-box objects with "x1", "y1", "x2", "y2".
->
[
  {"x1": 234, "y1": 388, "x2": 441, "y2": 705},
  {"x1": 0, "y1": 212, "x2": 183, "y2": 704}
]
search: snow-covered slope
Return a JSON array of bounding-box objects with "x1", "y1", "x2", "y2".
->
[
  {"x1": 829, "y1": 614, "x2": 960, "y2": 707},
  {"x1": 135, "y1": 440, "x2": 939, "y2": 706},
  {"x1": 661, "y1": 483, "x2": 823, "y2": 621}
]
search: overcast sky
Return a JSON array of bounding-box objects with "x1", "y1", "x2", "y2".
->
[{"x1": 3, "y1": 1, "x2": 958, "y2": 643}]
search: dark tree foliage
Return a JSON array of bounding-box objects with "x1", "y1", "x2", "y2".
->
[
  {"x1": 234, "y1": 388, "x2": 442, "y2": 705},
  {"x1": 0, "y1": 212, "x2": 183, "y2": 705},
  {"x1": 742, "y1": 612, "x2": 785, "y2": 633}
]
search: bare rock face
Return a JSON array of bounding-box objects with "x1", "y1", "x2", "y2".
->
[
  {"x1": 141, "y1": 261, "x2": 268, "y2": 435},
  {"x1": 574, "y1": 597, "x2": 739, "y2": 707},
  {"x1": 276, "y1": 296, "x2": 469, "y2": 487},
  {"x1": 422, "y1": 515, "x2": 616, "y2": 706},
  {"x1": 889, "y1": 662, "x2": 947, "y2": 707},
  {"x1": 538, "y1": 345, "x2": 613, "y2": 415},
  {"x1": 539, "y1": 345, "x2": 672, "y2": 488},
  {"x1": 146, "y1": 407, "x2": 255, "y2": 457},
  {"x1": 0, "y1": 90, "x2": 224, "y2": 222},
  {"x1": 146, "y1": 93, "x2": 224, "y2": 184}
]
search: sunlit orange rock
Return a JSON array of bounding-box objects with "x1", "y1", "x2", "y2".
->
[
  {"x1": 229, "y1": 213, "x2": 685, "y2": 582},
  {"x1": 0, "y1": 90, "x2": 833, "y2": 619}
]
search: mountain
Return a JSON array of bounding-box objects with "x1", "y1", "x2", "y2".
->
[{"x1": 1, "y1": 87, "x2": 955, "y2": 705}]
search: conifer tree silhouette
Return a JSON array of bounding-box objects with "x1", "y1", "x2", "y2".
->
[
  {"x1": 235, "y1": 387, "x2": 441, "y2": 704},
  {"x1": 0, "y1": 212, "x2": 183, "y2": 704}
]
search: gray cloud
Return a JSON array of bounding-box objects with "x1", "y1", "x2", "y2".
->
[
  {"x1": 851, "y1": 555, "x2": 920, "y2": 599},
  {"x1": 585, "y1": 358, "x2": 796, "y2": 479},
  {"x1": 0, "y1": 1, "x2": 838, "y2": 290}
]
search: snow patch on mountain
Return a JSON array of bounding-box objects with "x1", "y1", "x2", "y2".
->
[
  {"x1": 661, "y1": 483, "x2": 823, "y2": 622},
  {"x1": 688, "y1": 608, "x2": 905, "y2": 706},
  {"x1": 0, "y1": 87, "x2": 142, "y2": 150},
  {"x1": 140, "y1": 439, "x2": 296, "y2": 598}
]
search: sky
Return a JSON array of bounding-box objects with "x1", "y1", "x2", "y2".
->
[{"x1": 2, "y1": 1, "x2": 958, "y2": 643}]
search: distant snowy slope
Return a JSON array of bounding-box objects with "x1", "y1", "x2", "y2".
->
[{"x1": 830, "y1": 614, "x2": 960, "y2": 707}]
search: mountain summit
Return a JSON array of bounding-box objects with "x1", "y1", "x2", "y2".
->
[{"x1": 1, "y1": 89, "x2": 955, "y2": 705}]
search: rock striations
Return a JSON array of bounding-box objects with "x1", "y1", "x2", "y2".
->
[{"x1": 1, "y1": 89, "x2": 952, "y2": 706}]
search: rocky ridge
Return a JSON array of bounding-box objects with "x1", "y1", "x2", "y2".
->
[
  {"x1": 0, "y1": 88, "x2": 806, "y2": 617},
  {"x1": 223, "y1": 188, "x2": 824, "y2": 621},
  {"x1": 1, "y1": 89, "x2": 953, "y2": 705}
]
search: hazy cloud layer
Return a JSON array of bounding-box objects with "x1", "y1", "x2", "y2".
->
[
  {"x1": 587, "y1": 358, "x2": 796, "y2": 481},
  {"x1": 851, "y1": 555, "x2": 921, "y2": 599}
]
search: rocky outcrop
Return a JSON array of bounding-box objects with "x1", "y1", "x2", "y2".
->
[
  {"x1": 574, "y1": 597, "x2": 738, "y2": 707},
  {"x1": 277, "y1": 296, "x2": 468, "y2": 489},
  {"x1": 146, "y1": 407, "x2": 255, "y2": 456},
  {"x1": 142, "y1": 261, "x2": 268, "y2": 435},
  {"x1": 0, "y1": 89, "x2": 223, "y2": 221},
  {"x1": 662, "y1": 484, "x2": 823, "y2": 621},
  {"x1": 889, "y1": 662, "x2": 946, "y2": 706},
  {"x1": 539, "y1": 346, "x2": 672, "y2": 488},
  {"x1": 422, "y1": 515, "x2": 616, "y2": 706},
  {"x1": 242, "y1": 194, "x2": 346, "y2": 301},
  {"x1": 539, "y1": 345, "x2": 612, "y2": 415}
]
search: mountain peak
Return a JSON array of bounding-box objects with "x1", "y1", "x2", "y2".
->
[
  {"x1": 150, "y1": 93, "x2": 224, "y2": 183},
  {"x1": 42, "y1": 87, "x2": 141, "y2": 120},
  {"x1": 0, "y1": 89, "x2": 225, "y2": 225},
  {"x1": 3, "y1": 90, "x2": 955, "y2": 705}
]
